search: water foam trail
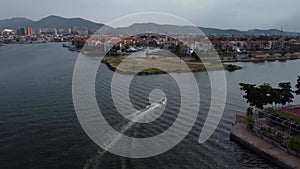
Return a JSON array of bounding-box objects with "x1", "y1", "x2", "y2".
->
[{"x1": 96, "y1": 99, "x2": 166, "y2": 158}]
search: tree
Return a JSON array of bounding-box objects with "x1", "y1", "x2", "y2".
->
[
  {"x1": 240, "y1": 82, "x2": 294, "y2": 108},
  {"x1": 258, "y1": 83, "x2": 274, "y2": 107},
  {"x1": 239, "y1": 83, "x2": 263, "y2": 108},
  {"x1": 191, "y1": 51, "x2": 200, "y2": 61},
  {"x1": 247, "y1": 107, "x2": 253, "y2": 117},
  {"x1": 295, "y1": 76, "x2": 300, "y2": 95},
  {"x1": 278, "y1": 82, "x2": 294, "y2": 106},
  {"x1": 270, "y1": 88, "x2": 281, "y2": 107}
]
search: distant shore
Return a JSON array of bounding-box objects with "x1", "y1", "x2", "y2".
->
[{"x1": 221, "y1": 55, "x2": 300, "y2": 63}]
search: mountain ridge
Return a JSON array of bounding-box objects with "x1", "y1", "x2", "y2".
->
[
  {"x1": 0, "y1": 15, "x2": 104, "y2": 33},
  {"x1": 0, "y1": 15, "x2": 298, "y2": 36}
]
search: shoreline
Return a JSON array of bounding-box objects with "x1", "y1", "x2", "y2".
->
[
  {"x1": 221, "y1": 55, "x2": 300, "y2": 63},
  {"x1": 102, "y1": 58, "x2": 242, "y2": 75}
]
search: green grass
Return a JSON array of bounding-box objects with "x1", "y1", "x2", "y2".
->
[
  {"x1": 139, "y1": 68, "x2": 164, "y2": 74},
  {"x1": 105, "y1": 58, "x2": 123, "y2": 62},
  {"x1": 266, "y1": 108, "x2": 300, "y2": 123},
  {"x1": 102, "y1": 58, "x2": 242, "y2": 74}
]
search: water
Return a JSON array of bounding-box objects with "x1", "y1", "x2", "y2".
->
[{"x1": 0, "y1": 43, "x2": 299, "y2": 169}]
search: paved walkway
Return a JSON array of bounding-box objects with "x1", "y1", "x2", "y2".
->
[{"x1": 231, "y1": 120, "x2": 300, "y2": 169}]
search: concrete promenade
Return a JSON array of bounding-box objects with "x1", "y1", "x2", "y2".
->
[{"x1": 230, "y1": 113, "x2": 300, "y2": 169}]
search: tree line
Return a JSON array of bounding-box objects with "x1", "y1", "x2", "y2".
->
[{"x1": 240, "y1": 76, "x2": 300, "y2": 109}]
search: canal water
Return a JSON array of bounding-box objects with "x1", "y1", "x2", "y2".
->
[{"x1": 0, "y1": 43, "x2": 299, "y2": 169}]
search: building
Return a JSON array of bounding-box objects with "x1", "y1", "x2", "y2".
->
[
  {"x1": 253, "y1": 52, "x2": 270, "y2": 59},
  {"x1": 1, "y1": 29, "x2": 14, "y2": 35},
  {"x1": 18, "y1": 28, "x2": 27, "y2": 35},
  {"x1": 17, "y1": 27, "x2": 33, "y2": 36},
  {"x1": 26, "y1": 27, "x2": 33, "y2": 36}
]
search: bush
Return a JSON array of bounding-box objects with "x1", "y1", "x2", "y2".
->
[
  {"x1": 287, "y1": 136, "x2": 300, "y2": 152},
  {"x1": 267, "y1": 108, "x2": 300, "y2": 123},
  {"x1": 226, "y1": 64, "x2": 241, "y2": 72},
  {"x1": 247, "y1": 115, "x2": 254, "y2": 130},
  {"x1": 246, "y1": 107, "x2": 254, "y2": 130}
]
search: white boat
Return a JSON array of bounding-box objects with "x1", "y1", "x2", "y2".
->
[
  {"x1": 125, "y1": 98, "x2": 167, "y2": 123},
  {"x1": 145, "y1": 98, "x2": 167, "y2": 109}
]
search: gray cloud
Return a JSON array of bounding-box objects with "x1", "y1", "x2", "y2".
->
[{"x1": 0, "y1": 0, "x2": 300, "y2": 31}]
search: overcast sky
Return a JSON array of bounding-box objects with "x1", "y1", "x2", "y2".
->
[{"x1": 1, "y1": 0, "x2": 300, "y2": 31}]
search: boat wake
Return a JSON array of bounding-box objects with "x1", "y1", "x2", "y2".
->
[{"x1": 84, "y1": 98, "x2": 167, "y2": 168}]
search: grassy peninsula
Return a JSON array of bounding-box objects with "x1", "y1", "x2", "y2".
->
[{"x1": 102, "y1": 57, "x2": 241, "y2": 75}]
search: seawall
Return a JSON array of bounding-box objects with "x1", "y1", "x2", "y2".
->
[{"x1": 230, "y1": 113, "x2": 300, "y2": 169}]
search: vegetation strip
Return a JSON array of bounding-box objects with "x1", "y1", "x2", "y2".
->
[{"x1": 102, "y1": 58, "x2": 241, "y2": 75}]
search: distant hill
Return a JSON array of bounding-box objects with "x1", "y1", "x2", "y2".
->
[
  {"x1": 0, "y1": 15, "x2": 104, "y2": 33},
  {"x1": 0, "y1": 17, "x2": 34, "y2": 31},
  {"x1": 113, "y1": 23, "x2": 299, "y2": 36},
  {"x1": 0, "y1": 15, "x2": 299, "y2": 36},
  {"x1": 114, "y1": 23, "x2": 202, "y2": 35},
  {"x1": 199, "y1": 27, "x2": 244, "y2": 35},
  {"x1": 200, "y1": 27, "x2": 300, "y2": 36},
  {"x1": 244, "y1": 29, "x2": 296, "y2": 36}
]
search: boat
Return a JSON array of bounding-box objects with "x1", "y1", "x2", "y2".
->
[
  {"x1": 125, "y1": 98, "x2": 167, "y2": 123},
  {"x1": 62, "y1": 43, "x2": 70, "y2": 48},
  {"x1": 145, "y1": 98, "x2": 167, "y2": 109}
]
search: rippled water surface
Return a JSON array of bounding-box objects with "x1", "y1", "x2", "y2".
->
[{"x1": 0, "y1": 43, "x2": 299, "y2": 169}]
